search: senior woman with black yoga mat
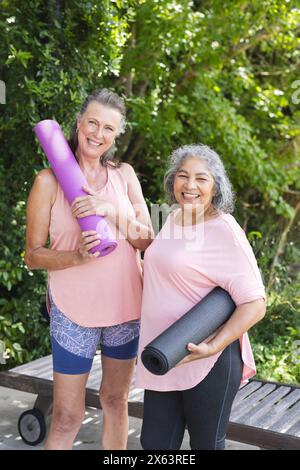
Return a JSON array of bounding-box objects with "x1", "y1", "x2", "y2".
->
[{"x1": 135, "y1": 144, "x2": 266, "y2": 450}]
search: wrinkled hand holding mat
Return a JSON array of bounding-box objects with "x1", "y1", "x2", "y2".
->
[
  {"x1": 34, "y1": 119, "x2": 117, "y2": 256},
  {"x1": 141, "y1": 287, "x2": 236, "y2": 375}
]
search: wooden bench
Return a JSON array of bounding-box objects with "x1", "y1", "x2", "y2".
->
[{"x1": 0, "y1": 354, "x2": 299, "y2": 449}]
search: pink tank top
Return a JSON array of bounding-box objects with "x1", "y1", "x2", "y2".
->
[{"x1": 47, "y1": 165, "x2": 143, "y2": 327}]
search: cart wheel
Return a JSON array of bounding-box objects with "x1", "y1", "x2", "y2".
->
[{"x1": 18, "y1": 408, "x2": 47, "y2": 446}]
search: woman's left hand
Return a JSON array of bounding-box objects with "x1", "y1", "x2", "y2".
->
[
  {"x1": 71, "y1": 186, "x2": 116, "y2": 220},
  {"x1": 176, "y1": 341, "x2": 219, "y2": 367}
]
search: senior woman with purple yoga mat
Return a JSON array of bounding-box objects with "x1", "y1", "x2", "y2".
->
[
  {"x1": 25, "y1": 89, "x2": 153, "y2": 450},
  {"x1": 135, "y1": 144, "x2": 266, "y2": 450},
  {"x1": 34, "y1": 119, "x2": 117, "y2": 256}
]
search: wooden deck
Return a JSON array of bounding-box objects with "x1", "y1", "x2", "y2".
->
[{"x1": 0, "y1": 354, "x2": 299, "y2": 449}]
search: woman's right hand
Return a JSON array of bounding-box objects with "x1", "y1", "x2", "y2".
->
[{"x1": 76, "y1": 231, "x2": 101, "y2": 263}]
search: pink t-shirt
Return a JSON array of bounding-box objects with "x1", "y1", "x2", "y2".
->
[
  {"x1": 135, "y1": 210, "x2": 266, "y2": 391},
  {"x1": 47, "y1": 165, "x2": 143, "y2": 327}
]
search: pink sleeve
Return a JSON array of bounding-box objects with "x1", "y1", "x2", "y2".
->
[{"x1": 209, "y1": 218, "x2": 266, "y2": 306}]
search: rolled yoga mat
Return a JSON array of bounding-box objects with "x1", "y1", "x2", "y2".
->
[
  {"x1": 34, "y1": 119, "x2": 117, "y2": 256},
  {"x1": 141, "y1": 287, "x2": 236, "y2": 375}
]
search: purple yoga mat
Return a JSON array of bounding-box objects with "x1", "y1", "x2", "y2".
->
[{"x1": 34, "y1": 119, "x2": 117, "y2": 256}]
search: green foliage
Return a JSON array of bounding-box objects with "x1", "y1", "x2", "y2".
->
[
  {"x1": 0, "y1": 0, "x2": 299, "y2": 383},
  {"x1": 251, "y1": 282, "x2": 300, "y2": 384},
  {"x1": 0, "y1": 263, "x2": 50, "y2": 371}
]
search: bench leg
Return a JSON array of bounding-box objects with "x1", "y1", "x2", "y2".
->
[{"x1": 34, "y1": 394, "x2": 53, "y2": 418}]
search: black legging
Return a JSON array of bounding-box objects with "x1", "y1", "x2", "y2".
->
[{"x1": 141, "y1": 339, "x2": 243, "y2": 450}]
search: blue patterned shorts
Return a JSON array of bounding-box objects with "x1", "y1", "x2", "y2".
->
[{"x1": 49, "y1": 291, "x2": 140, "y2": 375}]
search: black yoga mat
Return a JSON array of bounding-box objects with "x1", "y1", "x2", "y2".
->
[{"x1": 141, "y1": 287, "x2": 236, "y2": 375}]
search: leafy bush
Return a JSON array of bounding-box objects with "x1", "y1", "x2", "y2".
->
[
  {"x1": 0, "y1": 270, "x2": 50, "y2": 371},
  {"x1": 251, "y1": 281, "x2": 300, "y2": 384}
]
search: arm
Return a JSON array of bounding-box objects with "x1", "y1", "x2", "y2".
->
[
  {"x1": 25, "y1": 169, "x2": 101, "y2": 271},
  {"x1": 117, "y1": 162, "x2": 154, "y2": 250},
  {"x1": 177, "y1": 298, "x2": 266, "y2": 365},
  {"x1": 177, "y1": 219, "x2": 267, "y2": 366}
]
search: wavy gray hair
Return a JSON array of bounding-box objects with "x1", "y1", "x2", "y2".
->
[{"x1": 164, "y1": 144, "x2": 235, "y2": 213}]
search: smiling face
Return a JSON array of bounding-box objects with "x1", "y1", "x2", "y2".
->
[
  {"x1": 76, "y1": 101, "x2": 122, "y2": 160},
  {"x1": 173, "y1": 156, "x2": 216, "y2": 218}
]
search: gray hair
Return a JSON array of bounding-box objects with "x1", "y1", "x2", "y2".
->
[{"x1": 164, "y1": 144, "x2": 235, "y2": 213}]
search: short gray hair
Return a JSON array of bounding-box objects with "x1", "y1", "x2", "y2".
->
[{"x1": 164, "y1": 144, "x2": 235, "y2": 213}]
